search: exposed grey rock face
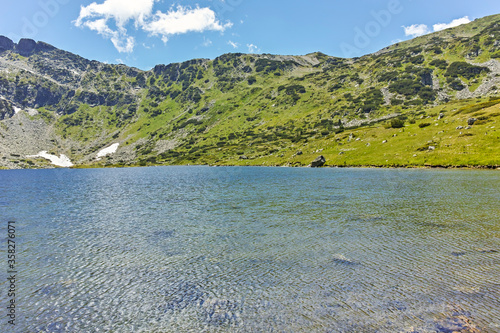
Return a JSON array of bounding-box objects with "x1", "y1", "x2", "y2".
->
[
  {"x1": 0, "y1": 36, "x2": 14, "y2": 51},
  {"x1": 0, "y1": 36, "x2": 141, "y2": 114},
  {"x1": 16, "y1": 38, "x2": 37, "y2": 56},
  {"x1": 311, "y1": 155, "x2": 326, "y2": 167},
  {"x1": 0, "y1": 99, "x2": 15, "y2": 120},
  {"x1": 35, "y1": 41, "x2": 56, "y2": 53}
]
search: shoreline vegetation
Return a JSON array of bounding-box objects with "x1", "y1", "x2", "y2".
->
[{"x1": 2, "y1": 162, "x2": 498, "y2": 171}]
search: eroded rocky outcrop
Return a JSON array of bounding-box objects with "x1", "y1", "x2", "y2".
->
[
  {"x1": 16, "y1": 38, "x2": 37, "y2": 56},
  {"x1": 0, "y1": 98, "x2": 15, "y2": 120},
  {"x1": 0, "y1": 36, "x2": 14, "y2": 52}
]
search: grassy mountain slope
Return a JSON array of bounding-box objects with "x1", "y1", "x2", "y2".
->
[{"x1": 1, "y1": 14, "x2": 500, "y2": 169}]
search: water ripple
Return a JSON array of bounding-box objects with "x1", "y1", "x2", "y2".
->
[{"x1": 1, "y1": 167, "x2": 499, "y2": 332}]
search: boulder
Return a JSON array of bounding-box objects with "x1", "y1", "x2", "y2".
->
[
  {"x1": 0, "y1": 36, "x2": 14, "y2": 52},
  {"x1": 16, "y1": 38, "x2": 37, "y2": 56},
  {"x1": 438, "y1": 113, "x2": 445, "y2": 120},
  {"x1": 468, "y1": 118, "x2": 477, "y2": 126},
  {"x1": 311, "y1": 155, "x2": 326, "y2": 168}
]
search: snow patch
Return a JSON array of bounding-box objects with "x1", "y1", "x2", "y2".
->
[
  {"x1": 27, "y1": 151, "x2": 74, "y2": 167},
  {"x1": 96, "y1": 143, "x2": 119, "y2": 160}
]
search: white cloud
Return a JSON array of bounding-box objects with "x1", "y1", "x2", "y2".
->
[
  {"x1": 403, "y1": 24, "x2": 430, "y2": 38},
  {"x1": 228, "y1": 40, "x2": 239, "y2": 48},
  {"x1": 75, "y1": 0, "x2": 231, "y2": 53},
  {"x1": 247, "y1": 43, "x2": 259, "y2": 53},
  {"x1": 433, "y1": 16, "x2": 471, "y2": 32},
  {"x1": 403, "y1": 16, "x2": 473, "y2": 39},
  {"x1": 76, "y1": 0, "x2": 155, "y2": 27},
  {"x1": 77, "y1": 18, "x2": 135, "y2": 52},
  {"x1": 143, "y1": 6, "x2": 232, "y2": 43},
  {"x1": 202, "y1": 38, "x2": 213, "y2": 47}
]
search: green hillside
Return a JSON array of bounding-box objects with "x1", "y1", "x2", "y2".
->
[{"x1": 1, "y1": 14, "x2": 500, "y2": 169}]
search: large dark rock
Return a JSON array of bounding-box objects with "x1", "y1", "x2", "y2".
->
[
  {"x1": 16, "y1": 38, "x2": 37, "y2": 56},
  {"x1": 311, "y1": 155, "x2": 326, "y2": 168},
  {"x1": 35, "y1": 41, "x2": 56, "y2": 53},
  {"x1": 468, "y1": 118, "x2": 477, "y2": 126},
  {"x1": 0, "y1": 36, "x2": 14, "y2": 52}
]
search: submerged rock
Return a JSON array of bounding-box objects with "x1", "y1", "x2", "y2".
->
[
  {"x1": 150, "y1": 230, "x2": 175, "y2": 239},
  {"x1": 311, "y1": 155, "x2": 326, "y2": 167},
  {"x1": 331, "y1": 254, "x2": 359, "y2": 266},
  {"x1": 202, "y1": 298, "x2": 242, "y2": 326},
  {"x1": 435, "y1": 314, "x2": 480, "y2": 333},
  {"x1": 162, "y1": 282, "x2": 206, "y2": 311}
]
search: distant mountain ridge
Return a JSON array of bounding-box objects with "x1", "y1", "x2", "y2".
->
[{"x1": 1, "y1": 13, "x2": 500, "y2": 169}]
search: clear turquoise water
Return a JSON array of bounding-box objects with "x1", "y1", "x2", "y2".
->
[{"x1": 0, "y1": 166, "x2": 499, "y2": 332}]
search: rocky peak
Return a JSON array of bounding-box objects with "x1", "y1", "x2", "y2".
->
[
  {"x1": 16, "y1": 38, "x2": 37, "y2": 56},
  {"x1": 0, "y1": 36, "x2": 14, "y2": 52},
  {"x1": 35, "y1": 41, "x2": 56, "y2": 53},
  {"x1": 0, "y1": 36, "x2": 57, "y2": 56}
]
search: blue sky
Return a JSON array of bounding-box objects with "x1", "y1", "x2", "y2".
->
[{"x1": 2, "y1": 0, "x2": 500, "y2": 70}]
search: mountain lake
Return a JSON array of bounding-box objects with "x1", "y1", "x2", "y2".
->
[{"x1": 0, "y1": 166, "x2": 499, "y2": 332}]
